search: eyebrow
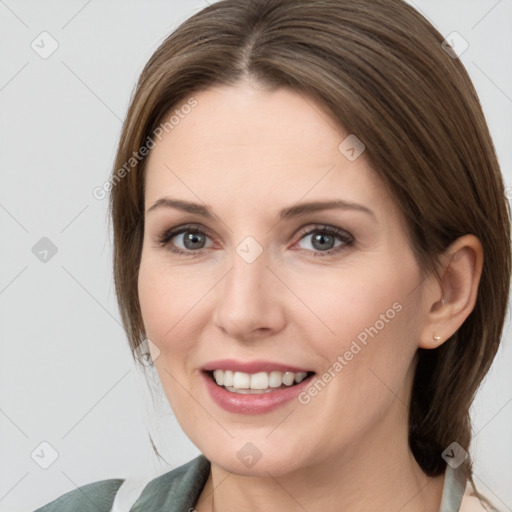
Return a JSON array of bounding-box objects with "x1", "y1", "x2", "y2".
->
[{"x1": 146, "y1": 197, "x2": 375, "y2": 220}]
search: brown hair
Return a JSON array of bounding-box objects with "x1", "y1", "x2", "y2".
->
[{"x1": 109, "y1": 0, "x2": 510, "y2": 499}]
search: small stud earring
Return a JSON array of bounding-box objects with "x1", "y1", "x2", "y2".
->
[
  {"x1": 433, "y1": 334, "x2": 442, "y2": 342},
  {"x1": 441, "y1": 298, "x2": 446, "y2": 305}
]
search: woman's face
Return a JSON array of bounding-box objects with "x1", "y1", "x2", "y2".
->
[{"x1": 138, "y1": 81, "x2": 431, "y2": 476}]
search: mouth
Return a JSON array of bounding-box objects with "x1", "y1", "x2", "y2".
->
[{"x1": 204, "y1": 369, "x2": 316, "y2": 394}]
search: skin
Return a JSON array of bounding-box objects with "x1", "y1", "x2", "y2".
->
[{"x1": 137, "y1": 80, "x2": 483, "y2": 512}]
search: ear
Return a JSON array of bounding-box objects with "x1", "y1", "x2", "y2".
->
[{"x1": 418, "y1": 234, "x2": 483, "y2": 349}]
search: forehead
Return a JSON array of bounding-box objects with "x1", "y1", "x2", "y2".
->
[
  {"x1": 149, "y1": 83, "x2": 346, "y2": 166},
  {"x1": 143, "y1": 83, "x2": 391, "y2": 217}
]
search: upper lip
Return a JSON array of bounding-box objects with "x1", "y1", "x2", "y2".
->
[{"x1": 202, "y1": 359, "x2": 313, "y2": 374}]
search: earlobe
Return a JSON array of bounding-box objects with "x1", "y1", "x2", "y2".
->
[{"x1": 419, "y1": 234, "x2": 484, "y2": 349}]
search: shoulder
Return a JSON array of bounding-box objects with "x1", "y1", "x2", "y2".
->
[
  {"x1": 459, "y1": 481, "x2": 500, "y2": 512},
  {"x1": 130, "y1": 455, "x2": 210, "y2": 511},
  {"x1": 33, "y1": 478, "x2": 125, "y2": 512},
  {"x1": 33, "y1": 455, "x2": 211, "y2": 512}
]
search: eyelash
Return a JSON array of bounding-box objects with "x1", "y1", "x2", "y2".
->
[{"x1": 156, "y1": 223, "x2": 354, "y2": 258}]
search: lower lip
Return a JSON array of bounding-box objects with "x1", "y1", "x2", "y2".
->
[{"x1": 201, "y1": 371, "x2": 315, "y2": 415}]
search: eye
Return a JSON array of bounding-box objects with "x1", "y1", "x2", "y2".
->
[
  {"x1": 157, "y1": 224, "x2": 213, "y2": 256},
  {"x1": 294, "y1": 224, "x2": 353, "y2": 257},
  {"x1": 156, "y1": 223, "x2": 353, "y2": 258}
]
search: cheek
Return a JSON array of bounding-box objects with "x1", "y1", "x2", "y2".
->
[
  {"x1": 137, "y1": 255, "x2": 206, "y2": 344},
  {"x1": 137, "y1": 262, "x2": 163, "y2": 338},
  {"x1": 294, "y1": 290, "x2": 419, "y2": 450},
  {"x1": 138, "y1": 260, "x2": 201, "y2": 416},
  {"x1": 290, "y1": 258, "x2": 417, "y2": 354},
  {"x1": 291, "y1": 258, "x2": 421, "y2": 412}
]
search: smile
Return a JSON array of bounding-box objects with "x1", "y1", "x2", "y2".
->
[{"x1": 210, "y1": 369, "x2": 312, "y2": 394}]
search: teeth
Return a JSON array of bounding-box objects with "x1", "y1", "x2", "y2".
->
[
  {"x1": 223, "y1": 370, "x2": 233, "y2": 387},
  {"x1": 211, "y1": 369, "x2": 309, "y2": 392},
  {"x1": 213, "y1": 370, "x2": 224, "y2": 386},
  {"x1": 282, "y1": 372, "x2": 295, "y2": 386},
  {"x1": 250, "y1": 371, "x2": 268, "y2": 390},
  {"x1": 268, "y1": 371, "x2": 282, "y2": 388},
  {"x1": 233, "y1": 371, "x2": 250, "y2": 389}
]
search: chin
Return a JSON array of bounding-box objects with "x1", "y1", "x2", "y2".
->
[{"x1": 200, "y1": 438, "x2": 311, "y2": 477}]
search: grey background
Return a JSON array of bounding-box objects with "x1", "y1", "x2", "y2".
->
[{"x1": 0, "y1": 1, "x2": 511, "y2": 511}]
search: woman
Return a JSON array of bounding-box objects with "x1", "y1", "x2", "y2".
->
[{"x1": 35, "y1": 0, "x2": 510, "y2": 510}]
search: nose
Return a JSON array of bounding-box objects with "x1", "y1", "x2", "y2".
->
[{"x1": 212, "y1": 246, "x2": 287, "y2": 342}]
